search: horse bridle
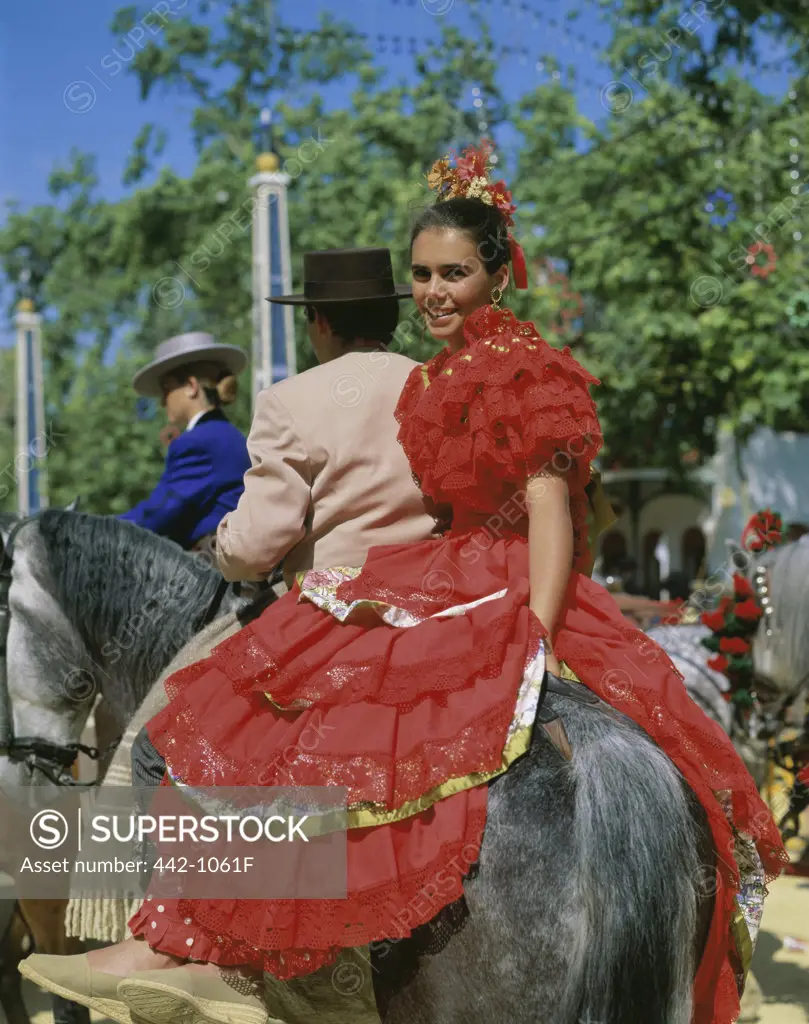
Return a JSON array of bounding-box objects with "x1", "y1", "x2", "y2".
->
[
  {"x1": 0, "y1": 513, "x2": 108, "y2": 785},
  {"x1": 0, "y1": 513, "x2": 234, "y2": 786}
]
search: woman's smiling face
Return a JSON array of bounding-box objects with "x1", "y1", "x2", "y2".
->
[{"x1": 411, "y1": 227, "x2": 508, "y2": 350}]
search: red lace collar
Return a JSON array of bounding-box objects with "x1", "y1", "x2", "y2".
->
[
  {"x1": 462, "y1": 304, "x2": 525, "y2": 344},
  {"x1": 420, "y1": 306, "x2": 540, "y2": 384}
]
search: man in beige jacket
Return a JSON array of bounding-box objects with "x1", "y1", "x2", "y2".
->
[
  {"x1": 29, "y1": 248, "x2": 441, "y2": 1024},
  {"x1": 216, "y1": 246, "x2": 441, "y2": 586}
]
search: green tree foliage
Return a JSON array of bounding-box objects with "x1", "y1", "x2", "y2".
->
[
  {"x1": 598, "y1": 0, "x2": 809, "y2": 82},
  {"x1": 1, "y1": 0, "x2": 807, "y2": 512},
  {"x1": 513, "y1": 70, "x2": 809, "y2": 470},
  {"x1": 107, "y1": 1, "x2": 504, "y2": 366},
  {"x1": 0, "y1": 3, "x2": 502, "y2": 511}
]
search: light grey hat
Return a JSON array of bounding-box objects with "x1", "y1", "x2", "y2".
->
[{"x1": 132, "y1": 332, "x2": 248, "y2": 398}]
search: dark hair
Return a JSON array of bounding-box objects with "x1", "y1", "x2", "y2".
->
[
  {"x1": 409, "y1": 197, "x2": 510, "y2": 274},
  {"x1": 170, "y1": 360, "x2": 239, "y2": 407},
  {"x1": 305, "y1": 298, "x2": 400, "y2": 346}
]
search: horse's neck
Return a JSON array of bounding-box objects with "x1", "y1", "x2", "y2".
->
[
  {"x1": 83, "y1": 558, "x2": 226, "y2": 720},
  {"x1": 752, "y1": 544, "x2": 809, "y2": 701},
  {"x1": 91, "y1": 570, "x2": 259, "y2": 721}
]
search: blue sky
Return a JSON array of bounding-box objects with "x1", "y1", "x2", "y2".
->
[{"x1": 0, "y1": 0, "x2": 797, "y2": 347}]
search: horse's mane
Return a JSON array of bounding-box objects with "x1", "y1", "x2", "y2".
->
[
  {"x1": 755, "y1": 536, "x2": 809, "y2": 690},
  {"x1": 31, "y1": 510, "x2": 224, "y2": 697}
]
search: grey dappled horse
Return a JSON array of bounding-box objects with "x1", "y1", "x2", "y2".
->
[
  {"x1": 0, "y1": 510, "x2": 265, "y2": 1024},
  {"x1": 0, "y1": 510, "x2": 264, "y2": 795},
  {"x1": 0, "y1": 510, "x2": 719, "y2": 1023}
]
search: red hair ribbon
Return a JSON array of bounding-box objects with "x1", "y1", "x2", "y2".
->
[{"x1": 508, "y1": 234, "x2": 528, "y2": 289}]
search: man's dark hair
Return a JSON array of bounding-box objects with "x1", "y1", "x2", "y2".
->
[{"x1": 305, "y1": 298, "x2": 400, "y2": 346}]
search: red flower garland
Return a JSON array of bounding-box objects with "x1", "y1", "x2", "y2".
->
[
  {"x1": 742, "y1": 509, "x2": 783, "y2": 552},
  {"x1": 701, "y1": 610, "x2": 726, "y2": 632},
  {"x1": 732, "y1": 574, "x2": 754, "y2": 598},
  {"x1": 719, "y1": 636, "x2": 751, "y2": 655},
  {"x1": 734, "y1": 598, "x2": 763, "y2": 622},
  {"x1": 700, "y1": 509, "x2": 784, "y2": 709}
]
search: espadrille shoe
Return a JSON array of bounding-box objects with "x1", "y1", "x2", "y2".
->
[
  {"x1": 18, "y1": 952, "x2": 132, "y2": 1024},
  {"x1": 119, "y1": 965, "x2": 275, "y2": 1024}
]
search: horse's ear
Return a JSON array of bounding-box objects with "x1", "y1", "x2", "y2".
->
[
  {"x1": 64, "y1": 497, "x2": 80, "y2": 512},
  {"x1": 0, "y1": 517, "x2": 14, "y2": 545}
]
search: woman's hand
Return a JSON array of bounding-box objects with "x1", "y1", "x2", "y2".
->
[
  {"x1": 545, "y1": 649, "x2": 562, "y2": 677},
  {"x1": 527, "y1": 608, "x2": 562, "y2": 675}
]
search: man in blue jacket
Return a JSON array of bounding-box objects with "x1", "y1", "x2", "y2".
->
[{"x1": 120, "y1": 332, "x2": 251, "y2": 551}]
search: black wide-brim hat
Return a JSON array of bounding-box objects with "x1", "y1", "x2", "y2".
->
[{"x1": 268, "y1": 247, "x2": 411, "y2": 305}]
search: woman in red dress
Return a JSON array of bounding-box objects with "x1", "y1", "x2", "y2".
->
[{"x1": 36, "y1": 145, "x2": 785, "y2": 1023}]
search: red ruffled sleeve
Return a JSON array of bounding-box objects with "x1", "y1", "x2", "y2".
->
[{"x1": 396, "y1": 307, "x2": 604, "y2": 568}]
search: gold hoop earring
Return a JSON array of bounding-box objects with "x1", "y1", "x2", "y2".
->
[{"x1": 490, "y1": 286, "x2": 503, "y2": 311}]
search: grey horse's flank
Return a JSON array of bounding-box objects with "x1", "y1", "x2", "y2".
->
[{"x1": 377, "y1": 689, "x2": 714, "y2": 1024}]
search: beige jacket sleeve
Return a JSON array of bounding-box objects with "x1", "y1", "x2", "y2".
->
[{"x1": 216, "y1": 389, "x2": 311, "y2": 581}]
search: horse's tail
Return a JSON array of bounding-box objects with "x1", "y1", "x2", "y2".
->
[{"x1": 555, "y1": 696, "x2": 712, "y2": 1024}]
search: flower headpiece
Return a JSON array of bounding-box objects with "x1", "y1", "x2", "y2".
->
[
  {"x1": 427, "y1": 140, "x2": 516, "y2": 224},
  {"x1": 426, "y1": 140, "x2": 528, "y2": 289}
]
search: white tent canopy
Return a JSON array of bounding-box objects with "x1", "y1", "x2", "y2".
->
[{"x1": 705, "y1": 426, "x2": 809, "y2": 570}]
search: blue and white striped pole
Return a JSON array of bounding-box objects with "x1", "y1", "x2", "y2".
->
[
  {"x1": 249, "y1": 108, "x2": 296, "y2": 407},
  {"x1": 14, "y1": 298, "x2": 47, "y2": 515}
]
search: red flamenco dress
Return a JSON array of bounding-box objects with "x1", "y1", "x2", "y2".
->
[{"x1": 130, "y1": 306, "x2": 785, "y2": 1024}]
